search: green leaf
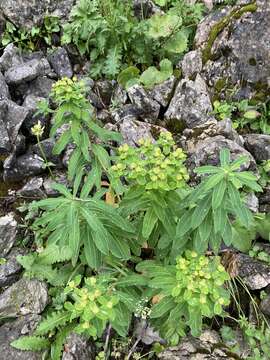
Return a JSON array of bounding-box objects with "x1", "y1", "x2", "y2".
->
[
  {"x1": 81, "y1": 129, "x2": 91, "y2": 161},
  {"x1": 68, "y1": 204, "x2": 81, "y2": 266},
  {"x1": 80, "y1": 207, "x2": 110, "y2": 255},
  {"x1": 165, "y1": 30, "x2": 188, "y2": 54},
  {"x1": 195, "y1": 165, "x2": 220, "y2": 175},
  {"x1": 150, "y1": 297, "x2": 175, "y2": 318},
  {"x1": 211, "y1": 180, "x2": 227, "y2": 209},
  {"x1": 198, "y1": 212, "x2": 212, "y2": 249},
  {"x1": 53, "y1": 129, "x2": 71, "y2": 155},
  {"x1": 92, "y1": 143, "x2": 110, "y2": 170},
  {"x1": 50, "y1": 183, "x2": 72, "y2": 199},
  {"x1": 142, "y1": 208, "x2": 158, "y2": 239},
  {"x1": 229, "y1": 156, "x2": 249, "y2": 171},
  {"x1": 234, "y1": 172, "x2": 262, "y2": 192},
  {"x1": 117, "y1": 66, "x2": 140, "y2": 89},
  {"x1": 110, "y1": 235, "x2": 130, "y2": 260},
  {"x1": 68, "y1": 148, "x2": 82, "y2": 180},
  {"x1": 80, "y1": 160, "x2": 101, "y2": 199},
  {"x1": 187, "y1": 307, "x2": 202, "y2": 337},
  {"x1": 11, "y1": 336, "x2": 50, "y2": 351},
  {"x1": 51, "y1": 324, "x2": 75, "y2": 360},
  {"x1": 219, "y1": 148, "x2": 230, "y2": 166},
  {"x1": 191, "y1": 194, "x2": 212, "y2": 229},
  {"x1": 231, "y1": 221, "x2": 256, "y2": 252},
  {"x1": 203, "y1": 173, "x2": 224, "y2": 191},
  {"x1": 213, "y1": 206, "x2": 227, "y2": 234},
  {"x1": 104, "y1": 46, "x2": 122, "y2": 77},
  {"x1": 83, "y1": 226, "x2": 102, "y2": 269},
  {"x1": 35, "y1": 311, "x2": 71, "y2": 335},
  {"x1": 228, "y1": 183, "x2": 253, "y2": 228},
  {"x1": 70, "y1": 119, "x2": 81, "y2": 146},
  {"x1": 148, "y1": 14, "x2": 181, "y2": 39}
]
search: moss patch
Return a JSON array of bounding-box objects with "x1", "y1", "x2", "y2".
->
[{"x1": 202, "y1": 2, "x2": 257, "y2": 64}]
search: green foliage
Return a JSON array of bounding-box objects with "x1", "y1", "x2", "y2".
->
[
  {"x1": 11, "y1": 336, "x2": 50, "y2": 351},
  {"x1": 12, "y1": 274, "x2": 137, "y2": 358},
  {"x1": 16, "y1": 244, "x2": 75, "y2": 286},
  {"x1": 110, "y1": 132, "x2": 189, "y2": 260},
  {"x1": 39, "y1": 77, "x2": 122, "y2": 192},
  {"x1": 213, "y1": 100, "x2": 270, "y2": 134},
  {"x1": 239, "y1": 316, "x2": 270, "y2": 360},
  {"x1": 136, "y1": 251, "x2": 230, "y2": 344},
  {"x1": 62, "y1": 0, "x2": 204, "y2": 79},
  {"x1": 118, "y1": 59, "x2": 173, "y2": 89},
  {"x1": 258, "y1": 160, "x2": 270, "y2": 187},
  {"x1": 175, "y1": 148, "x2": 262, "y2": 254},
  {"x1": 111, "y1": 132, "x2": 188, "y2": 191},
  {"x1": 1, "y1": 15, "x2": 60, "y2": 50},
  {"x1": 28, "y1": 182, "x2": 134, "y2": 268},
  {"x1": 249, "y1": 245, "x2": 270, "y2": 264}
]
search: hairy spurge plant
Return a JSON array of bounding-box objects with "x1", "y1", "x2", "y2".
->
[
  {"x1": 174, "y1": 148, "x2": 262, "y2": 254},
  {"x1": 111, "y1": 132, "x2": 189, "y2": 259},
  {"x1": 28, "y1": 180, "x2": 135, "y2": 268},
  {"x1": 136, "y1": 251, "x2": 230, "y2": 344},
  {"x1": 40, "y1": 77, "x2": 122, "y2": 192},
  {"x1": 11, "y1": 274, "x2": 138, "y2": 359}
]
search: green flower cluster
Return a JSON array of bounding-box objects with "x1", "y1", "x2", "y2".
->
[
  {"x1": 64, "y1": 276, "x2": 119, "y2": 338},
  {"x1": 174, "y1": 251, "x2": 230, "y2": 316},
  {"x1": 111, "y1": 132, "x2": 189, "y2": 191},
  {"x1": 51, "y1": 76, "x2": 89, "y2": 108}
]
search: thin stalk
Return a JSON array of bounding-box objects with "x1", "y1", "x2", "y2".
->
[{"x1": 37, "y1": 135, "x2": 55, "y2": 179}]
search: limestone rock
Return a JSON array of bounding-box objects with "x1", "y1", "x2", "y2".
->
[
  {"x1": 0, "y1": 278, "x2": 48, "y2": 317},
  {"x1": 165, "y1": 74, "x2": 213, "y2": 129},
  {"x1": 0, "y1": 213, "x2": 17, "y2": 257}
]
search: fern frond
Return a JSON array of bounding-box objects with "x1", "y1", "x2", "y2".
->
[
  {"x1": 35, "y1": 311, "x2": 71, "y2": 336},
  {"x1": 39, "y1": 245, "x2": 73, "y2": 265},
  {"x1": 11, "y1": 336, "x2": 50, "y2": 351},
  {"x1": 50, "y1": 323, "x2": 76, "y2": 360},
  {"x1": 104, "y1": 46, "x2": 122, "y2": 78}
]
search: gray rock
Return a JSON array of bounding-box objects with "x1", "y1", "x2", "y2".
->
[
  {"x1": 181, "y1": 50, "x2": 203, "y2": 79},
  {"x1": 158, "y1": 330, "x2": 233, "y2": 359},
  {"x1": 0, "y1": 0, "x2": 75, "y2": 29},
  {"x1": 48, "y1": 47, "x2": 73, "y2": 79},
  {"x1": 17, "y1": 177, "x2": 45, "y2": 199},
  {"x1": 26, "y1": 76, "x2": 55, "y2": 98},
  {"x1": 237, "y1": 253, "x2": 270, "y2": 290},
  {"x1": 149, "y1": 76, "x2": 176, "y2": 108},
  {"x1": 22, "y1": 95, "x2": 48, "y2": 137},
  {"x1": 245, "y1": 193, "x2": 259, "y2": 213},
  {"x1": 32, "y1": 138, "x2": 62, "y2": 168},
  {"x1": 96, "y1": 109, "x2": 112, "y2": 124},
  {"x1": 0, "y1": 100, "x2": 29, "y2": 144},
  {"x1": 0, "y1": 213, "x2": 17, "y2": 257},
  {"x1": 5, "y1": 58, "x2": 51, "y2": 85},
  {"x1": 0, "y1": 315, "x2": 42, "y2": 360},
  {"x1": 186, "y1": 135, "x2": 256, "y2": 174},
  {"x1": 0, "y1": 71, "x2": 10, "y2": 100},
  {"x1": 165, "y1": 74, "x2": 213, "y2": 129},
  {"x1": 111, "y1": 85, "x2": 128, "y2": 107},
  {"x1": 0, "y1": 247, "x2": 26, "y2": 288},
  {"x1": 127, "y1": 84, "x2": 160, "y2": 123},
  {"x1": 119, "y1": 118, "x2": 166, "y2": 147},
  {"x1": 244, "y1": 134, "x2": 270, "y2": 162},
  {"x1": 198, "y1": 3, "x2": 270, "y2": 96},
  {"x1": 3, "y1": 153, "x2": 45, "y2": 182},
  {"x1": 0, "y1": 278, "x2": 48, "y2": 317},
  {"x1": 62, "y1": 333, "x2": 95, "y2": 360},
  {"x1": 111, "y1": 104, "x2": 143, "y2": 124},
  {"x1": 0, "y1": 44, "x2": 23, "y2": 73},
  {"x1": 133, "y1": 0, "x2": 163, "y2": 19},
  {"x1": 260, "y1": 292, "x2": 270, "y2": 316},
  {"x1": 0, "y1": 117, "x2": 11, "y2": 156},
  {"x1": 94, "y1": 80, "x2": 115, "y2": 107},
  {"x1": 43, "y1": 172, "x2": 69, "y2": 197}
]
